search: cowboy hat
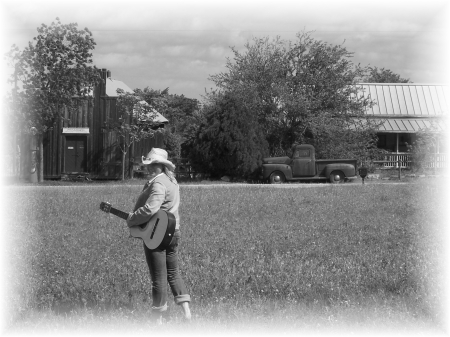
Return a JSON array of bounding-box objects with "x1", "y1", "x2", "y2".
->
[{"x1": 142, "y1": 148, "x2": 175, "y2": 171}]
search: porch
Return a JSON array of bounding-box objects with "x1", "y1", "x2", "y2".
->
[{"x1": 374, "y1": 132, "x2": 446, "y2": 169}]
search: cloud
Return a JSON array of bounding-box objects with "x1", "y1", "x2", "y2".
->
[{"x1": 2, "y1": 0, "x2": 449, "y2": 99}]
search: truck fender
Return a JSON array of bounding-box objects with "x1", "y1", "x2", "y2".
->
[
  {"x1": 262, "y1": 164, "x2": 293, "y2": 181},
  {"x1": 324, "y1": 163, "x2": 356, "y2": 179}
]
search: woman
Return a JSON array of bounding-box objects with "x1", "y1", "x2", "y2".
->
[{"x1": 126, "y1": 148, "x2": 191, "y2": 324}]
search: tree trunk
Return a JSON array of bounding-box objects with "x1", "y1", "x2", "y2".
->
[
  {"x1": 122, "y1": 151, "x2": 126, "y2": 181},
  {"x1": 20, "y1": 135, "x2": 26, "y2": 180},
  {"x1": 130, "y1": 141, "x2": 135, "y2": 179},
  {"x1": 29, "y1": 133, "x2": 38, "y2": 183},
  {"x1": 38, "y1": 134, "x2": 44, "y2": 182}
]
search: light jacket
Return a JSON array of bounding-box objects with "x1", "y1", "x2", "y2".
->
[{"x1": 126, "y1": 173, "x2": 180, "y2": 229}]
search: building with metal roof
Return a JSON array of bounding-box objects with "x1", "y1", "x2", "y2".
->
[{"x1": 358, "y1": 83, "x2": 448, "y2": 154}]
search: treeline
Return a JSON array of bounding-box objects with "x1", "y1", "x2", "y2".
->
[
  {"x1": 5, "y1": 17, "x2": 413, "y2": 181},
  {"x1": 156, "y1": 32, "x2": 412, "y2": 179}
]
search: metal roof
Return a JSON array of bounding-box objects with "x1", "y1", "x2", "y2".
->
[
  {"x1": 106, "y1": 78, "x2": 168, "y2": 124},
  {"x1": 105, "y1": 78, "x2": 134, "y2": 97},
  {"x1": 358, "y1": 83, "x2": 449, "y2": 117},
  {"x1": 355, "y1": 83, "x2": 449, "y2": 133},
  {"x1": 135, "y1": 100, "x2": 168, "y2": 124},
  {"x1": 378, "y1": 118, "x2": 447, "y2": 133}
]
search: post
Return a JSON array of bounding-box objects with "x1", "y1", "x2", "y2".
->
[
  {"x1": 433, "y1": 153, "x2": 437, "y2": 175},
  {"x1": 13, "y1": 67, "x2": 17, "y2": 176},
  {"x1": 358, "y1": 167, "x2": 368, "y2": 185},
  {"x1": 395, "y1": 134, "x2": 399, "y2": 168},
  {"x1": 130, "y1": 141, "x2": 135, "y2": 179},
  {"x1": 398, "y1": 157, "x2": 401, "y2": 180},
  {"x1": 29, "y1": 127, "x2": 38, "y2": 183},
  {"x1": 38, "y1": 134, "x2": 44, "y2": 182},
  {"x1": 16, "y1": 139, "x2": 20, "y2": 177},
  {"x1": 13, "y1": 65, "x2": 19, "y2": 177}
]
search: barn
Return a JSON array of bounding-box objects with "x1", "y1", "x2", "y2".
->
[{"x1": 43, "y1": 69, "x2": 168, "y2": 180}]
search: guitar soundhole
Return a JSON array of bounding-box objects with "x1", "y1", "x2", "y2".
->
[{"x1": 150, "y1": 218, "x2": 160, "y2": 239}]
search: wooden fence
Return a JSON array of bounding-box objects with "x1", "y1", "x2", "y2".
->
[
  {"x1": 172, "y1": 158, "x2": 205, "y2": 180},
  {"x1": 129, "y1": 158, "x2": 205, "y2": 180}
]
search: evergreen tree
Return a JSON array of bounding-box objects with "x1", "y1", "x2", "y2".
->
[{"x1": 191, "y1": 92, "x2": 268, "y2": 178}]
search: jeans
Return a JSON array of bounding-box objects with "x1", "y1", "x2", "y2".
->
[{"x1": 143, "y1": 229, "x2": 191, "y2": 313}]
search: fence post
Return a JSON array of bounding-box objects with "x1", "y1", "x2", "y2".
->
[{"x1": 433, "y1": 154, "x2": 437, "y2": 175}]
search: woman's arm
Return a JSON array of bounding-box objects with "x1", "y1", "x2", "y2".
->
[{"x1": 126, "y1": 182, "x2": 166, "y2": 227}]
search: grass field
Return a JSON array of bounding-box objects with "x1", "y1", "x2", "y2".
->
[{"x1": 1, "y1": 179, "x2": 449, "y2": 336}]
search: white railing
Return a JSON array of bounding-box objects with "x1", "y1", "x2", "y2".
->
[
  {"x1": 423, "y1": 153, "x2": 448, "y2": 169},
  {"x1": 372, "y1": 153, "x2": 448, "y2": 169},
  {"x1": 380, "y1": 153, "x2": 411, "y2": 168}
]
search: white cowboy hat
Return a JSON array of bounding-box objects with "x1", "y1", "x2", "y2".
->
[{"x1": 142, "y1": 148, "x2": 175, "y2": 171}]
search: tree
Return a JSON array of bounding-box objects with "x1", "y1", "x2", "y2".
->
[
  {"x1": 112, "y1": 89, "x2": 159, "y2": 180},
  {"x1": 135, "y1": 87, "x2": 169, "y2": 114},
  {"x1": 364, "y1": 67, "x2": 411, "y2": 83},
  {"x1": 163, "y1": 94, "x2": 200, "y2": 158},
  {"x1": 5, "y1": 17, "x2": 100, "y2": 182},
  {"x1": 136, "y1": 87, "x2": 201, "y2": 159},
  {"x1": 410, "y1": 123, "x2": 446, "y2": 173},
  {"x1": 205, "y1": 31, "x2": 381, "y2": 176},
  {"x1": 132, "y1": 87, "x2": 180, "y2": 158},
  {"x1": 190, "y1": 92, "x2": 268, "y2": 178}
]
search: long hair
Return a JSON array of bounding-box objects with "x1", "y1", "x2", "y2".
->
[{"x1": 164, "y1": 166, "x2": 178, "y2": 185}]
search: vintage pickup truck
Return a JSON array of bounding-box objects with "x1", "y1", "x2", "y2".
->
[{"x1": 261, "y1": 144, "x2": 358, "y2": 184}]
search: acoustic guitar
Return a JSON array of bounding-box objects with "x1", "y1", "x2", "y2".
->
[{"x1": 99, "y1": 202, "x2": 176, "y2": 250}]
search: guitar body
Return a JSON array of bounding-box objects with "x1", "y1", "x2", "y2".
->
[
  {"x1": 99, "y1": 202, "x2": 176, "y2": 250},
  {"x1": 130, "y1": 210, "x2": 176, "y2": 250}
]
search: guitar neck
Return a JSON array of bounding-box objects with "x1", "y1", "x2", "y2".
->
[{"x1": 109, "y1": 207, "x2": 129, "y2": 220}]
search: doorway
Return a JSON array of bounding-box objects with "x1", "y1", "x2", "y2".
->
[{"x1": 65, "y1": 136, "x2": 87, "y2": 173}]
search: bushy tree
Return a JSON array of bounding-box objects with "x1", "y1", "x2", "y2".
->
[
  {"x1": 136, "y1": 88, "x2": 200, "y2": 159},
  {"x1": 5, "y1": 17, "x2": 100, "y2": 181},
  {"x1": 110, "y1": 89, "x2": 158, "y2": 180},
  {"x1": 364, "y1": 67, "x2": 411, "y2": 83},
  {"x1": 191, "y1": 92, "x2": 268, "y2": 178},
  {"x1": 410, "y1": 123, "x2": 446, "y2": 172},
  {"x1": 135, "y1": 87, "x2": 169, "y2": 114},
  {"x1": 164, "y1": 94, "x2": 200, "y2": 158},
  {"x1": 163, "y1": 129, "x2": 182, "y2": 159},
  {"x1": 204, "y1": 31, "x2": 381, "y2": 176}
]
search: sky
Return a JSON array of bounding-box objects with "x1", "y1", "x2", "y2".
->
[{"x1": 0, "y1": 0, "x2": 449, "y2": 101}]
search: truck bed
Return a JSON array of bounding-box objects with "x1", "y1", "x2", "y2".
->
[{"x1": 315, "y1": 159, "x2": 357, "y2": 177}]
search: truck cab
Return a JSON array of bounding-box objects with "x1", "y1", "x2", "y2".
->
[{"x1": 291, "y1": 145, "x2": 316, "y2": 177}]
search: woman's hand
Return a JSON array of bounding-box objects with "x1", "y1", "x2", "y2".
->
[{"x1": 126, "y1": 212, "x2": 133, "y2": 226}]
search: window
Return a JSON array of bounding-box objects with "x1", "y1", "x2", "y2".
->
[{"x1": 293, "y1": 149, "x2": 310, "y2": 158}]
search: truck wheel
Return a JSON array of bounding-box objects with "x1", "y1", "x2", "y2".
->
[
  {"x1": 330, "y1": 170, "x2": 345, "y2": 184},
  {"x1": 269, "y1": 171, "x2": 285, "y2": 184}
]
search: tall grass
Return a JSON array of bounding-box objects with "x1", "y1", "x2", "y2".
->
[{"x1": 2, "y1": 180, "x2": 448, "y2": 336}]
